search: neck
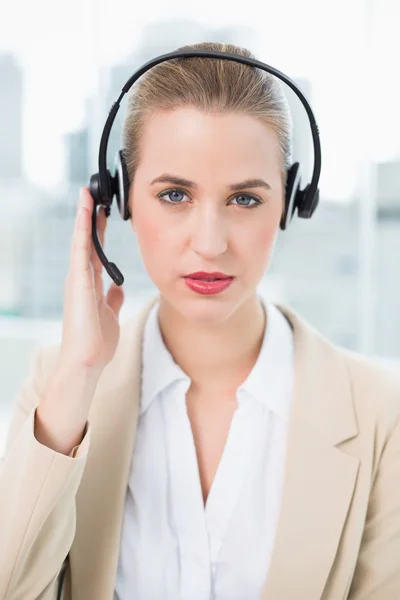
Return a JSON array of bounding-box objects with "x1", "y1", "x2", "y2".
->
[{"x1": 157, "y1": 293, "x2": 266, "y2": 392}]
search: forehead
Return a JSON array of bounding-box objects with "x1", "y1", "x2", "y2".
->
[{"x1": 138, "y1": 106, "x2": 282, "y2": 176}]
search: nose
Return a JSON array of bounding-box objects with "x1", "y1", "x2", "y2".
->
[{"x1": 188, "y1": 204, "x2": 228, "y2": 259}]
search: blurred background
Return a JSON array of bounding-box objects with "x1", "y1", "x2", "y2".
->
[{"x1": 1, "y1": 0, "x2": 399, "y2": 455}]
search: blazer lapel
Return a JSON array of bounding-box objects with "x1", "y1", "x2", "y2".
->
[
  {"x1": 68, "y1": 294, "x2": 160, "y2": 600},
  {"x1": 262, "y1": 305, "x2": 360, "y2": 599}
]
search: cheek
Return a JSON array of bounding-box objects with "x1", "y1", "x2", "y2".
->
[
  {"x1": 136, "y1": 211, "x2": 162, "y2": 246},
  {"x1": 241, "y1": 218, "x2": 278, "y2": 253},
  {"x1": 235, "y1": 219, "x2": 279, "y2": 278},
  {"x1": 134, "y1": 209, "x2": 179, "y2": 273},
  {"x1": 132, "y1": 198, "x2": 163, "y2": 243}
]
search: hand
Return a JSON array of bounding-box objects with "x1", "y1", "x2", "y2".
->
[{"x1": 58, "y1": 186, "x2": 125, "y2": 373}]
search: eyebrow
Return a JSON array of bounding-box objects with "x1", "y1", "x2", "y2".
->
[{"x1": 150, "y1": 174, "x2": 272, "y2": 192}]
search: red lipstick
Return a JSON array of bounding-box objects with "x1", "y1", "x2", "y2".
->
[
  {"x1": 183, "y1": 272, "x2": 235, "y2": 295},
  {"x1": 184, "y1": 271, "x2": 233, "y2": 280}
]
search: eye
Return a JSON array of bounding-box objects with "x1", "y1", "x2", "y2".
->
[
  {"x1": 157, "y1": 189, "x2": 189, "y2": 204},
  {"x1": 229, "y1": 194, "x2": 262, "y2": 208}
]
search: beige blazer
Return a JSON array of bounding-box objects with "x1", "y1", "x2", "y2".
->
[{"x1": 1, "y1": 294, "x2": 400, "y2": 600}]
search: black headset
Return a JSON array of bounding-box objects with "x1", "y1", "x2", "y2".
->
[{"x1": 88, "y1": 49, "x2": 322, "y2": 288}]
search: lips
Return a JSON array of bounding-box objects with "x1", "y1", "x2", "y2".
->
[
  {"x1": 184, "y1": 271, "x2": 233, "y2": 281},
  {"x1": 183, "y1": 275, "x2": 235, "y2": 295}
]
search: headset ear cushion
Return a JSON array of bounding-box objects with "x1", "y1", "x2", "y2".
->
[
  {"x1": 89, "y1": 171, "x2": 113, "y2": 212},
  {"x1": 114, "y1": 149, "x2": 131, "y2": 220},
  {"x1": 280, "y1": 162, "x2": 301, "y2": 230},
  {"x1": 89, "y1": 173, "x2": 102, "y2": 207},
  {"x1": 297, "y1": 184, "x2": 320, "y2": 218}
]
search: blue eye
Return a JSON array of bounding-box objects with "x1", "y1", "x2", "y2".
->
[
  {"x1": 157, "y1": 188, "x2": 262, "y2": 208},
  {"x1": 230, "y1": 194, "x2": 261, "y2": 207},
  {"x1": 158, "y1": 189, "x2": 188, "y2": 204}
]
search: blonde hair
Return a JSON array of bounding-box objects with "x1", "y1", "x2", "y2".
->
[{"x1": 122, "y1": 41, "x2": 293, "y2": 188}]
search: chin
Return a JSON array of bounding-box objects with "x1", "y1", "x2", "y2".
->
[{"x1": 160, "y1": 285, "x2": 246, "y2": 325}]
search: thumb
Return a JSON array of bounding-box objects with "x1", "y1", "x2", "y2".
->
[{"x1": 106, "y1": 283, "x2": 125, "y2": 317}]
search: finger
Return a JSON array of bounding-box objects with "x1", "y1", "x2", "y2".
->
[
  {"x1": 69, "y1": 187, "x2": 94, "y2": 284},
  {"x1": 70, "y1": 186, "x2": 92, "y2": 251},
  {"x1": 106, "y1": 282, "x2": 125, "y2": 318}
]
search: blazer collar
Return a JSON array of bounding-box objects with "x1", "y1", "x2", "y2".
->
[
  {"x1": 262, "y1": 303, "x2": 359, "y2": 599},
  {"x1": 68, "y1": 294, "x2": 360, "y2": 600},
  {"x1": 276, "y1": 303, "x2": 358, "y2": 446}
]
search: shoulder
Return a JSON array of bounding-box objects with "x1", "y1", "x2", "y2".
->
[
  {"x1": 338, "y1": 345, "x2": 400, "y2": 432},
  {"x1": 278, "y1": 302, "x2": 400, "y2": 436}
]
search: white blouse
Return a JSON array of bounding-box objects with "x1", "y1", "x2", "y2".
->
[{"x1": 114, "y1": 296, "x2": 294, "y2": 600}]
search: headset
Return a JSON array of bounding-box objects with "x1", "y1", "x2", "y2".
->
[{"x1": 87, "y1": 49, "x2": 322, "y2": 288}]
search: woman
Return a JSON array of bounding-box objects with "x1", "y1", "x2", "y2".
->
[{"x1": 1, "y1": 41, "x2": 400, "y2": 600}]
